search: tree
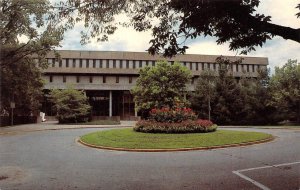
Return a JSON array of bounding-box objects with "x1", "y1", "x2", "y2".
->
[
  {"x1": 191, "y1": 70, "x2": 216, "y2": 121},
  {"x1": 0, "y1": 0, "x2": 63, "y2": 115},
  {"x1": 50, "y1": 87, "x2": 91, "y2": 123},
  {"x1": 131, "y1": 61, "x2": 191, "y2": 118},
  {"x1": 55, "y1": 0, "x2": 300, "y2": 56},
  {"x1": 269, "y1": 60, "x2": 300, "y2": 122},
  {"x1": 192, "y1": 58, "x2": 250, "y2": 125}
]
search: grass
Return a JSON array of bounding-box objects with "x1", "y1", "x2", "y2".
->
[
  {"x1": 63, "y1": 120, "x2": 120, "y2": 125},
  {"x1": 80, "y1": 128, "x2": 272, "y2": 149}
]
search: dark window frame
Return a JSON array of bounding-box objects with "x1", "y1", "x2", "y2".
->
[
  {"x1": 93, "y1": 59, "x2": 96, "y2": 68},
  {"x1": 103, "y1": 76, "x2": 106, "y2": 83},
  {"x1": 79, "y1": 59, "x2": 83, "y2": 68},
  {"x1": 106, "y1": 59, "x2": 109, "y2": 68},
  {"x1": 66, "y1": 59, "x2": 69, "y2": 68},
  {"x1": 49, "y1": 75, "x2": 53, "y2": 83},
  {"x1": 73, "y1": 59, "x2": 76, "y2": 67},
  {"x1": 116, "y1": 76, "x2": 119, "y2": 83},
  {"x1": 113, "y1": 60, "x2": 116, "y2": 68}
]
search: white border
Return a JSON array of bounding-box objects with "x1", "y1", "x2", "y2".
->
[{"x1": 232, "y1": 161, "x2": 300, "y2": 190}]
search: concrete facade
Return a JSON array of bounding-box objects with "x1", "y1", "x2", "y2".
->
[{"x1": 41, "y1": 50, "x2": 268, "y2": 119}]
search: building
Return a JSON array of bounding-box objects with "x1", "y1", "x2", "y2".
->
[{"x1": 41, "y1": 50, "x2": 268, "y2": 120}]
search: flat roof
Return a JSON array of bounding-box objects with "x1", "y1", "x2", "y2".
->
[{"x1": 47, "y1": 50, "x2": 268, "y2": 65}]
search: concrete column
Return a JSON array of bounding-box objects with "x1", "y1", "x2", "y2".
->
[{"x1": 109, "y1": 90, "x2": 112, "y2": 117}]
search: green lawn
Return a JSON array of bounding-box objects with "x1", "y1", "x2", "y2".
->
[
  {"x1": 80, "y1": 128, "x2": 272, "y2": 149},
  {"x1": 63, "y1": 120, "x2": 120, "y2": 125}
]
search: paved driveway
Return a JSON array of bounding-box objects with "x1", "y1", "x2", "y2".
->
[{"x1": 0, "y1": 127, "x2": 299, "y2": 190}]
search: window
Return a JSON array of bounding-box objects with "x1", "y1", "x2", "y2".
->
[
  {"x1": 236, "y1": 64, "x2": 239, "y2": 72},
  {"x1": 190, "y1": 63, "x2": 192, "y2": 70},
  {"x1": 152, "y1": 61, "x2": 155, "y2": 66},
  {"x1": 146, "y1": 61, "x2": 149, "y2": 66},
  {"x1": 103, "y1": 76, "x2": 106, "y2": 83},
  {"x1": 247, "y1": 64, "x2": 249, "y2": 72},
  {"x1": 99, "y1": 59, "x2": 103, "y2": 68},
  {"x1": 183, "y1": 62, "x2": 187, "y2": 66},
  {"x1": 86, "y1": 59, "x2": 89, "y2": 68},
  {"x1": 207, "y1": 63, "x2": 210, "y2": 70},
  {"x1": 120, "y1": 60, "x2": 123, "y2": 68},
  {"x1": 89, "y1": 76, "x2": 93, "y2": 83},
  {"x1": 59, "y1": 60, "x2": 62, "y2": 67},
  {"x1": 76, "y1": 76, "x2": 80, "y2": 83},
  {"x1": 66, "y1": 59, "x2": 69, "y2": 67},
  {"x1": 63, "y1": 76, "x2": 66, "y2": 83},
  {"x1": 252, "y1": 65, "x2": 255, "y2": 72},
  {"x1": 73, "y1": 59, "x2": 76, "y2": 67},
  {"x1": 116, "y1": 76, "x2": 119, "y2": 83},
  {"x1": 196, "y1": 63, "x2": 199, "y2": 70},
  {"x1": 133, "y1": 61, "x2": 136, "y2": 69},
  {"x1": 126, "y1": 60, "x2": 129, "y2": 68},
  {"x1": 202, "y1": 63, "x2": 204, "y2": 70},
  {"x1": 139, "y1": 60, "x2": 142, "y2": 68},
  {"x1": 52, "y1": 59, "x2": 55, "y2": 67},
  {"x1": 93, "y1": 59, "x2": 96, "y2": 68},
  {"x1": 106, "y1": 60, "x2": 109, "y2": 68},
  {"x1": 213, "y1": 63, "x2": 216, "y2": 70},
  {"x1": 129, "y1": 76, "x2": 132, "y2": 83},
  {"x1": 79, "y1": 59, "x2": 82, "y2": 68},
  {"x1": 49, "y1": 75, "x2": 53, "y2": 83},
  {"x1": 113, "y1": 60, "x2": 116, "y2": 68}
]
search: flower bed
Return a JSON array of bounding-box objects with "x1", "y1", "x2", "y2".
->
[
  {"x1": 134, "y1": 119, "x2": 217, "y2": 133},
  {"x1": 134, "y1": 107, "x2": 217, "y2": 133}
]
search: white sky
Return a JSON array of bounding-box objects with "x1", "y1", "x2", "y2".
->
[{"x1": 56, "y1": 0, "x2": 300, "y2": 73}]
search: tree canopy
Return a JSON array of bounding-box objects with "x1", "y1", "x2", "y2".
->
[
  {"x1": 131, "y1": 61, "x2": 191, "y2": 117},
  {"x1": 269, "y1": 59, "x2": 300, "y2": 122},
  {"x1": 0, "y1": 0, "x2": 63, "y2": 115},
  {"x1": 50, "y1": 87, "x2": 91, "y2": 123},
  {"x1": 55, "y1": 0, "x2": 300, "y2": 56}
]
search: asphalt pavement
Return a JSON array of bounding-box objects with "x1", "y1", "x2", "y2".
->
[{"x1": 0, "y1": 125, "x2": 299, "y2": 190}]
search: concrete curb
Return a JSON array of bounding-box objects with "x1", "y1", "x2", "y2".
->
[
  {"x1": 78, "y1": 135, "x2": 276, "y2": 152},
  {"x1": 0, "y1": 126, "x2": 133, "y2": 135}
]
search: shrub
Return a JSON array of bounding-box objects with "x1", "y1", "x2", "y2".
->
[
  {"x1": 149, "y1": 107, "x2": 197, "y2": 123},
  {"x1": 50, "y1": 87, "x2": 91, "y2": 123},
  {"x1": 134, "y1": 119, "x2": 218, "y2": 133}
]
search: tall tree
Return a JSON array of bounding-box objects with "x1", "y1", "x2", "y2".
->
[
  {"x1": 55, "y1": 0, "x2": 300, "y2": 56},
  {"x1": 269, "y1": 59, "x2": 300, "y2": 122},
  {"x1": 131, "y1": 61, "x2": 191, "y2": 118},
  {"x1": 191, "y1": 70, "x2": 216, "y2": 121},
  {"x1": 0, "y1": 0, "x2": 63, "y2": 115}
]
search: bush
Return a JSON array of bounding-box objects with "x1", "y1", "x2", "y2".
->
[
  {"x1": 50, "y1": 87, "x2": 91, "y2": 123},
  {"x1": 149, "y1": 107, "x2": 197, "y2": 123},
  {"x1": 134, "y1": 119, "x2": 218, "y2": 133}
]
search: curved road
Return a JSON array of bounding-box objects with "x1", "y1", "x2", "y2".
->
[{"x1": 0, "y1": 127, "x2": 299, "y2": 190}]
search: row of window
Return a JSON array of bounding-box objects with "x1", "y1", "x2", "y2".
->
[
  {"x1": 47, "y1": 58, "x2": 263, "y2": 73},
  {"x1": 48, "y1": 75, "x2": 133, "y2": 84}
]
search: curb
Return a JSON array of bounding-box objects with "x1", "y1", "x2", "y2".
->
[
  {"x1": 0, "y1": 126, "x2": 133, "y2": 136},
  {"x1": 78, "y1": 136, "x2": 275, "y2": 152}
]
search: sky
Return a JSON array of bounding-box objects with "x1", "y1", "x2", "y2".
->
[{"x1": 56, "y1": 0, "x2": 300, "y2": 73}]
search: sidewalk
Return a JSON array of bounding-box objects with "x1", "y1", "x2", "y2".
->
[{"x1": 0, "y1": 120, "x2": 136, "y2": 134}]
